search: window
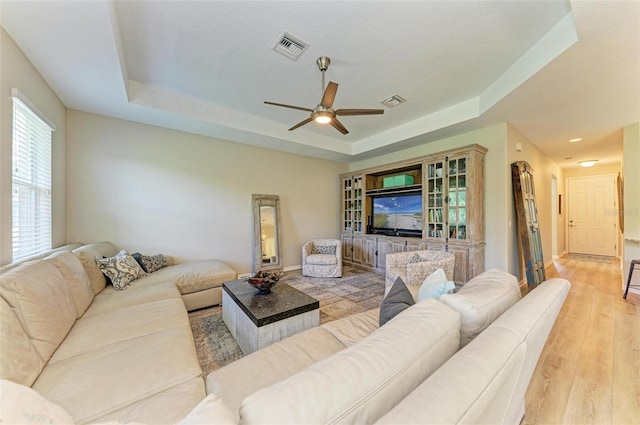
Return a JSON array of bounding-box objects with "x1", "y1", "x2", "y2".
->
[{"x1": 11, "y1": 89, "x2": 56, "y2": 262}]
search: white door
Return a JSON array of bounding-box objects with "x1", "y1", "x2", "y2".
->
[{"x1": 568, "y1": 176, "x2": 616, "y2": 256}]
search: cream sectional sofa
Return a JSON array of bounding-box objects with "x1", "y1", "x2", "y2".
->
[
  {"x1": 0, "y1": 242, "x2": 236, "y2": 424},
  {"x1": 1, "y1": 247, "x2": 569, "y2": 425},
  {"x1": 201, "y1": 269, "x2": 570, "y2": 424}
]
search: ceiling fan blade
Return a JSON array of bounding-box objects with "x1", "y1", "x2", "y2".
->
[
  {"x1": 330, "y1": 118, "x2": 349, "y2": 135},
  {"x1": 264, "y1": 101, "x2": 313, "y2": 112},
  {"x1": 320, "y1": 82, "x2": 339, "y2": 108},
  {"x1": 288, "y1": 117, "x2": 314, "y2": 131},
  {"x1": 335, "y1": 108, "x2": 385, "y2": 116}
]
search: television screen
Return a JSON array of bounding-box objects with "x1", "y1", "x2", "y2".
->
[{"x1": 372, "y1": 193, "x2": 422, "y2": 231}]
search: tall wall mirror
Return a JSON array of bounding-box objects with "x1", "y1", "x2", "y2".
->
[{"x1": 252, "y1": 194, "x2": 283, "y2": 273}]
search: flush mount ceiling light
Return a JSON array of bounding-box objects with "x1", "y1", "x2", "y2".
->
[
  {"x1": 569, "y1": 138, "x2": 583, "y2": 143},
  {"x1": 578, "y1": 160, "x2": 598, "y2": 167}
]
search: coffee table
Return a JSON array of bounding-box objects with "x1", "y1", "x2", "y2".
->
[{"x1": 222, "y1": 279, "x2": 320, "y2": 354}]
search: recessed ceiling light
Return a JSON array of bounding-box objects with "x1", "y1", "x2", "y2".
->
[
  {"x1": 569, "y1": 138, "x2": 582, "y2": 143},
  {"x1": 578, "y1": 160, "x2": 598, "y2": 167}
]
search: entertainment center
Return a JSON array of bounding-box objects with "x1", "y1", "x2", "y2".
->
[{"x1": 340, "y1": 144, "x2": 486, "y2": 284}]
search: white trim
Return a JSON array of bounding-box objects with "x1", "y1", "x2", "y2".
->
[{"x1": 11, "y1": 88, "x2": 56, "y2": 131}]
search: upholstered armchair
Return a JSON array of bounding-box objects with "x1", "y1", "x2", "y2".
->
[
  {"x1": 385, "y1": 250, "x2": 455, "y2": 296},
  {"x1": 302, "y1": 239, "x2": 342, "y2": 278}
]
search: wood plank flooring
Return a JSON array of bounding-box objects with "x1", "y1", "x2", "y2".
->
[{"x1": 523, "y1": 256, "x2": 640, "y2": 424}]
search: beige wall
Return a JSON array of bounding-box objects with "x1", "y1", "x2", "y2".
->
[
  {"x1": 563, "y1": 162, "x2": 621, "y2": 179},
  {"x1": 0, "y1": 29, "x2": 67, "y2": 266},
  {"x1": 506, "y1": 124, "x2": 565, "y2": 280},
  {"x1": 623, "y1": 122, "x2": 640, "y2": 294},
  {"x1": 65, "y1": 110, "x2": 348, "y2": 274},
  {"x1": 349, "y1": 124, "x2": 511, "y2": 273}
]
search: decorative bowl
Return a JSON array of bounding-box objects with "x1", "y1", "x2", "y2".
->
[{"x1": 244, "y1": 271, "x2": 283, "y2": 294}]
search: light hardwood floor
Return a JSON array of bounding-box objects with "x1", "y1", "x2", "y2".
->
[{"x1": 523, "y1": 256, "x2": 640, "y2": 424}]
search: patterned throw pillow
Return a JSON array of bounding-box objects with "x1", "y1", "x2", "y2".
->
[
  {"x1": 132, "y1": 253, "x2": 168, "y2": 273},
  {"x1": 311, "y1": 244, "x2": 337, "y2": 255},
  {"x1": 141, "y1": 253, "x2": 168, "y2": 273},
  {"x1": 95, "y1": 250, "x2": 146, "y2": 290}
]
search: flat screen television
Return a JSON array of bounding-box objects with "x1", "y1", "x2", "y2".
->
[{"x1": 370, "y1": 192, "x2": 422, "y2": 237}]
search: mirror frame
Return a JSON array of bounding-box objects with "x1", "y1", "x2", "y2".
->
[{"x1": 252, "y1": 194, "x2": 283, "y2": 273}]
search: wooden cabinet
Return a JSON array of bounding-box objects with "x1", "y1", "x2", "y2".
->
[{"x1": 339, "y1": 144, "x2": 487, "y2": 284}]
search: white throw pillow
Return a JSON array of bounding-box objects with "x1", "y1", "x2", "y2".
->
[
  {"x1": 0, "y1": 379, "x2": 74, "y2": 424},
  {"x1": 416, "y1": 268, "x2": 455, "y2": 302}
]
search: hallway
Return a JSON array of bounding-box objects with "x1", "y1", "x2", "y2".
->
[{"x1": 524, "y1": 256, "x2": 639, "y2": 424}]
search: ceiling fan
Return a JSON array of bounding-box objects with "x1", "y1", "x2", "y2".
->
[{"x1": 264, "y1": 56, "x2": 384, "y2": 135}]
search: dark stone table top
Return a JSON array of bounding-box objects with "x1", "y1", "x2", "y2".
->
[{"x1": 223, "y1": 279, "x2": 319, "y2": 327}]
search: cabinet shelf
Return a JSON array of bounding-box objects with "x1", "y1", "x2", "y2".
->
[{"x1": 365, "y1": 184, "x2": 422, "y2": 196}]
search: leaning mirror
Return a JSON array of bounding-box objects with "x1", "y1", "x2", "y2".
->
[{"x1": 252, "y1": 194, "x2": 283, "y2": 273}]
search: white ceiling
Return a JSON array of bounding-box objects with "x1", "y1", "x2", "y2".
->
[{"x1": 1, "y1": 1, "x2": 638, "y2": 167}]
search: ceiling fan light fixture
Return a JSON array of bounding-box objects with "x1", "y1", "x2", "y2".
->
[
  {"x1": 578, "y1": 160, "x2": 598, "y2": 167},
  {"x1": 311, "y1": 108, "x2": 333, "y2": 124}
]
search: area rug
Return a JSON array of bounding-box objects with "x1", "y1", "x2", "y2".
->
[
  {"x1": 567, "y1": 253, "x2": 615, "y2": 264},
  {"x1": 188, "y1": 267, "x2": 385, "y2": 376}
]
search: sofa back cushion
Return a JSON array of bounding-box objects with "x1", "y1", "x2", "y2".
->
[
  {"x1": 438, "y1": 269, "x2": 521, "y2": 347},
  {"x1": 0, "y1": 297, "x2": 45, "y2": 386},
  {"x1": 0, "y1": 261, "x2": 77, "y2": 363},
  {"x1": 239, "y1": 299, "x2": 460, "y2": 424},
  {"x1": 46, "y1": 251, "x2": 94, "y2": 318},
  {"x1": 73, "y1": 242, "x2": 118, "y2": 294}
]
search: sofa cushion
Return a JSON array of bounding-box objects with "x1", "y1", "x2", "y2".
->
[
  {"x1": 33, "y1": 325, "x2": 203, "y2": 424},
  {"x1": 73, "y1": 242, "x2": 118, "y2": 294},
  {"x1": 0, "y1": 379, "x2": 75, "y2": 425},
  {"x1": 379, "y1": 277, "x2": 415, "y2": 326},
  {"x1": 83, "y1": 281, "x2": 180, "y2": 317},
  {"x1": 45, "y1": 251, "x2": 94, "y2": 318},
  {"x1": 0, "y1": 297, "x2": 44, "y2": 386},
  {"x1": 239, "y1": 299, "x2": 460, "y2": 424},
  {"x1": 96, "y1": 250, "x2": 147, "y2": 290},
  {"x1": 305, "y1": 253, "x2": 338, "y2": 266},
  {"x1": 50, "y1": 298, "x2": 189, "y2": 363},
  {"x1": 88, "y1": 377, "x2": 205, "y2": 425},
  {"x1": 321, "y1": 308, "x2": 380, "y2": 347},
  {"x1": 207, "y1": 326, "x2": 346, "y2": 419},
  {"x1": 133, "y1": 260, "x2": 236, "y2": 295},
  {"x1": 438, "y1": 268, "x2": 521, "y2": 347},
  {"x1": 0, "y1": 260, "x2": 76, "y2": 363},
  {"x1": 311, "y1": 244, "x2": 336, "y2": 255}
]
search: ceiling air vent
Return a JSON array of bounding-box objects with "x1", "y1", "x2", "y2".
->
[
  {"x1": 273, "y1": 31, "x2": 309, "y2": 60},
  {"x1": 381, "y1": 95, "x2": 407, "y2": 108}
]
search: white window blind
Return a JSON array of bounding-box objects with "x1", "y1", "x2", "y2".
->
[{"x1": 11, "y1": 90, "x2": 55, "y2": 262}]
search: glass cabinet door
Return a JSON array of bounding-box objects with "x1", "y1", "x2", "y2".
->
[
  {"x1": 342, "y1": 177, "x2": 353, "y2": 232},
  {"x1": 353, "y1": 176, "x2": 363, "y2": 232},
  {"x1": 342, "y1": 175, "x2": 363, "y2": 233},
  {"x1": 447, "y1": 156, "x2": 467, "y2": 240},
  {"x1": 426, "y1": 161, "x2": 445, "y2": 239}
]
